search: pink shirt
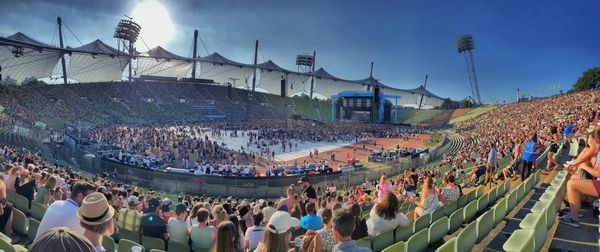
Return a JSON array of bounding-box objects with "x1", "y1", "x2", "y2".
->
[{"x1": 377, "y1": 182, "x2": 391, "y2": 200}]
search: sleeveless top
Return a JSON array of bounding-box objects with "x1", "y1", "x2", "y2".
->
[
  {"x1": 191, "y1": 226, "x2": 215, "y2": 248},
  {"x1": 421, "y1": 191, "x2": 441, "y2": 214},
  {"x1": 35, "y1": 186, "x2": 47, "y2": 203},
  {"x1": 522, "y1": 140, "x2": 536, "y2": 162}
]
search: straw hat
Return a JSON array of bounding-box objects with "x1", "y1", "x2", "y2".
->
[{"x1": 77, "y1": 192, "x2": 114, "y2": 226}]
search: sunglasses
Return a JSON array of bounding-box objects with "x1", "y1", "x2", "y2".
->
[{"x1": 0, "y1": 197, "x2": 6, "y2": 206}]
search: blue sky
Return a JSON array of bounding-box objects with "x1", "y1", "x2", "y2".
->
[{"x1": 1, "y1": 0, "x2": 599, "y2": 101}]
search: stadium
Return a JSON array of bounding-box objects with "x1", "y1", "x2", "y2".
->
[{"x1": 0, "y1": 1, "x2": 599, "y2": 252}]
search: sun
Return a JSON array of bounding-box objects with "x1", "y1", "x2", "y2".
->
[{"x1": 131, "y1": 0, "x2": 175, "y2": 49}]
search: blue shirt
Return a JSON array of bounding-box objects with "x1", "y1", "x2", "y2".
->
[
  {"x1": 300, "y1": 214, "x2": 323, "y2": 231},
  {"x1": 332, "y1": 240, "x2": 372, "y2": 252},
  {"x1": 563, "y1": 124, "x2": 573, "y2": 136},
  {"x1": 522, "y1": 140, "x2": 537, "y2": 162},
  {"x1": 487, "y1": 148, "x2": 498, "y2": 168}
]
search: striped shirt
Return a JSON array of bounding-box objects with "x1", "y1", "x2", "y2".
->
[{"x1": 118, "y1": 208, "x2": 142, "y2": 232}]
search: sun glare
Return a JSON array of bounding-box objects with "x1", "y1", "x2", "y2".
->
[{"x1": 131, "y1": 0, "x2": 175, "y2": 49}]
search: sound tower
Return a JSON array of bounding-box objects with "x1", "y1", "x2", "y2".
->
[
  {"x1": 227, "y1": 83, "x2": 232, "y2": 99},
  {"x1": 280, "y1": 76, "x2": 286, "y2": 97},
  {"x1": 372, "y1": 86, "x2": 380, "y2": 123}
]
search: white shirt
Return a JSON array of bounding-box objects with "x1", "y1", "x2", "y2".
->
[
  {"x1": 366, "y1": 207, "x2": 409, "y2": 236},
  {"x1": 244, "y1": 225, "x2": 264, "y2": 250},
  {"x1": 36, "y1": 199, "x2": 84, "y2": 239}
]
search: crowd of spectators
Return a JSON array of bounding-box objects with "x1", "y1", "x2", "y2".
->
[
  {"x1": 88, "y1": 120, "x2": 415, "y2": 177},
  {"x1": 0, "y1": 89, "x2": 598, "y2": 252}
]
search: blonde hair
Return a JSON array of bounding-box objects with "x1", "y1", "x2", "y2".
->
[
  {"x1": 80, "y1": 219, "x2": 113, "y2": 236},
  {"x1": 45, "y1": 176, "x2": 58, "y2": 190}
]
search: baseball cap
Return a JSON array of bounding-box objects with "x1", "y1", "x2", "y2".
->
[
  {"x1": 266, "y1": 211, "x2": 299, "y2": 234},
  {"x1": 127, "y1": 196, "x2": 140, "y2": 206},
  {"x1": 146, "y1": 198, "x2": 161, "y2": 213}
]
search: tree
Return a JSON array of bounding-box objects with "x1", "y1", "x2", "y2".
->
[
  {"x1": 573, "y1": 67, "x2": 600, "y2": 92},
  {"x1": 21, "y1": 76, "x2": 46, "y2": 85},
  {"x1": 0, "y1": 75, "x2": 17, "y2": 85}
]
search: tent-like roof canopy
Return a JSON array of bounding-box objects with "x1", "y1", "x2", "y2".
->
[
  {"x1": 143, "y1": 46, "x2": 190, "y2": 61},
  {"x1": 0, "y1": 30, "x2": 445, "y2": 100},
  {"x1": 6, "y1": 32, "x2": 49, "y2": 47},
  {"x1": 199, "y1": 52, "x2": 248, "y2": 67},
  {"x1": 404, "y1": 85, "x2": 443, "y2": 99},
  {"x1": 256, "y1": 60, "x2": 288, "y2": 72},
  {"x1": 72, "y1": 39, "x2": 123, "y2": 56}
]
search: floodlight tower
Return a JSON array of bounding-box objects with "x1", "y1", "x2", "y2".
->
[
  {"x1": 295, "y1": 51, "x2": 315, "y2": 98},
  {"x1": 457, "y1": 35, "x2": 481, "y2": 105},
  {"x1": 114, "y1": 17, "x2": 141, "y2": 83}
]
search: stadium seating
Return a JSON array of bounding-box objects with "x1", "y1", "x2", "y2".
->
[
  {"x1": 142, "y1": 235, "x2": 166, "y2": 251},
  {"x1": 103, "y1": 235, "x2": 116, "y2": 252},
  {"x1": 167, "y1": 240, "x2": 191, "y2": 252},
  {"x1": 118, "y1": 239, "x2": 145, "y2": 252}
]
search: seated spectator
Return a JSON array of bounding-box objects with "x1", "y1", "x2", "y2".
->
[
  {"x1": 366, "y1": 191, "x2": 409, "y2": 236},
  {"x1": 210, "y1": 204, "x2": 228, "y2": 227},
  {"x1": 140, "y1": 198, "x2": 168, "y2": 241},
  {"x1": 190, "y1": 208, "x2": 216, "y2": 249},
  {"x1": 358, "y1": 195, "x2": 373, "y2": 214},
  {"x1": 255, "y1": 211, "x2": 299, "y2": 252},
  {"x1": 440, "y1": 173, "x2": 460, "y2": 205},
  {"x1": 467, "y1": 163, "x2": 487, "y2": 187},
  {"x1": 228, "y1": 215, "x2": 244, "y2": 250},
  {"x1": 332, "y1": 209, "x2": 372, "y2": 252},
  {"x1": 244, "y1": 212, "x2": 264, "y2": 252},
  {"x1": 412, "y1": 176, "x2": 442, "y2": 219},
  {"x1": 186, "y1": 204, "x2": 202, "y2": 230},
  {"x1": 349, "y1": 203, "x2": 368, "y2": 240},
  {"x1": 167, "y1": 203, "x2": 189, "y2": 245},
  {"x1": 30, "y1": 227, "x2": 95, "y2": 252},
  {"x1": 35, "y1": 175, "x2": 58, "y2": 207},
  {"x1": 77, "y1": 192, "x2": 115, "y2": 252},
  {"x1": 262, "y1": 201, "x2": 276, "y2": 221},
  {"x1": 214, "y1": 221, "x2": 239, "y2": 252},
  {"x1": 118, "y1": 195, "x2": 143, "y2": 233},
  {"x1": 237, "y1": 205, "x2": 251, "y2": 233},
  {"x1": 37, "y1": 181, "x2": 97, "y2": 238},
  {"x1": 0, "y1": 180, "x2": 13, "y2": 236},
  {"x1": 316, "y1": 208, "x2": 336, "y2": 252},
  {"x1": 300, "y1": 202, "x2": 323, "y2": 231},
  {"x1": 560, "y1": 128, "x2": 600, "y2": 228},
  {"x1": 159, "y1": 198, "x2": 173, "y2": 222},
  {"x1": 15, "y1": 171, "x2": 36, "y2": 208}
]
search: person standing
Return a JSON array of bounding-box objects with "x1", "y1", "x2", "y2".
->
[
  {"x1": 521, "y1": 133, "x2": 541, "y2": 181},
  {"x1": 484, "y1": 143, "x2": 499, "y2": 188}
]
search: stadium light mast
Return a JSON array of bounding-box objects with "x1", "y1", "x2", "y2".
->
[
  {"x1": 418, "y1": 74, "x2": 428, "y2": 109},
  {"x1": 114, "y1": 17, "x2": 141, "y2": 83},
  {"x1": 191, "y1": 30, "x2": 198, "y2": 79},
  {"x1": 57, "y1": 17, "x2": 68, "y2": 85},
  {"x1": 309, "y1": 51, "x2": 316, "y2": 98},
  {"x1": 251, "y1": 40, "x2": 258, "y2": 92},
  {"x1": 295, "y1": 51, "x2": 316, "y2": 98},
  {"x1": 457, "y1": 35, "x2": 482, "y2": 105}
]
